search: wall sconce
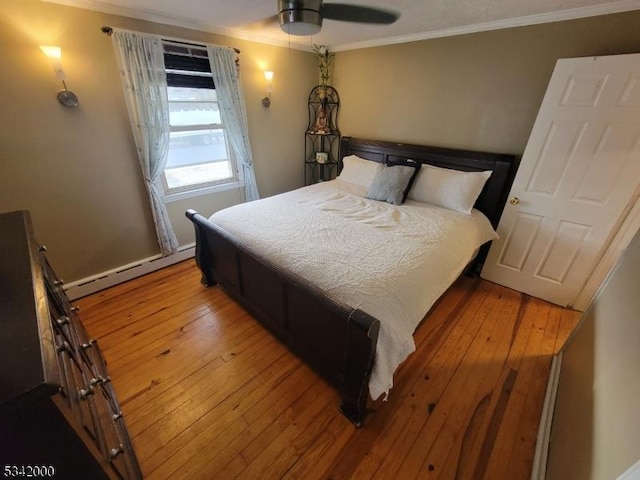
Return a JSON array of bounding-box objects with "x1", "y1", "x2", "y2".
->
[
  {"x1": 40, "y1": 45, "x2": 79, "y2": 108},
  {"x1": 262, "y1": 71, "x2": 273, "y2": 108}
]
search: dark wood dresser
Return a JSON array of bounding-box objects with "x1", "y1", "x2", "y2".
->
[{"x1": 0, "y1": 211, "x2": 142, "y2": 479}]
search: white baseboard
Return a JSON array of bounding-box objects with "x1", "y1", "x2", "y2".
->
[
  {"x1": 63, "y1": 243, "x2": 195, "y2": 301},
  {"x1": 618, "y1": 459, "x2": 640, "y2": 480},
  {"x1": 531, "y1": 352, "x2": 563, "y2": 480}
]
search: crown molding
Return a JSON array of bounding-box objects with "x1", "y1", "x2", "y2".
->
[
  {"x1": 332, "y1": 0, "x2": 640, "y2": 51},
  {"x1": 42, "y1": 0, "x2": 640, "y2": 52},
  {"x1": 40, "y1": 0, "x2": 313, "y2": 51}
]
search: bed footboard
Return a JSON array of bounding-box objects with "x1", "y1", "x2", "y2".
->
[
  {"x1": 340, "y1": 309, "x2": 379, "y2": 426},
  {"x1": 186, "y1": 209, "x2": 380, "y2": 426}
]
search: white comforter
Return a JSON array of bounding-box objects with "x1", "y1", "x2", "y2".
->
[{"x1": 210, "y1": 180, "x2": 497, "y2": 400}]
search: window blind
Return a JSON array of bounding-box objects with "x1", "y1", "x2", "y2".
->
[{"x1": 163, "y1": 42, "x2": 214, "y2": 89}]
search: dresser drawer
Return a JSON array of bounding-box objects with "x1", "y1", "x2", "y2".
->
[
  {"x1": 67, "y1": 352, "x2": 101, "y2": 443},
  {"x1": 79, "y1": 336, "x2": 111, "y2": 381},
  {"x1": 110, "y1": 417, "x2": 139, "y2": 479},
  {"x1": 52, "y1": 329, "x2": 75, "y2": 409},
  {"x1": 43, "y1": 263, "x2": 73, "y2": 318},
  {"x1": 93, "y1": 387, "x2": 125, "y2": 460}
]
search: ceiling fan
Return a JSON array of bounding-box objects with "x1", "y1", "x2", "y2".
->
[{"x1": 276, "y1": 0, "x2": 399, "y2": 36}]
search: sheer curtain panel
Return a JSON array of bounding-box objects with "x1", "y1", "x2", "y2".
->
[
  {"x1": 207, "y1": 46, "x2": 260, "y2": 202},
  {"x1": 111, "y1": 30, "x2": 179, "y2": 255}
]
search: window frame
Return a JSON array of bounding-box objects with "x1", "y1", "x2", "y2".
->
[{"x1": 160, "y1": 40, "x2": 243, "y2": 201}]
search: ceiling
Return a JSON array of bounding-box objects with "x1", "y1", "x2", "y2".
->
[{"x1": 43, "y1": 0, "x2": 640, "y2": 51}]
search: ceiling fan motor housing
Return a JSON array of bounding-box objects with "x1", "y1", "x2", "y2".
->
[{"x1": 278, "y1": 0, "x2": 323, "y2": 35}]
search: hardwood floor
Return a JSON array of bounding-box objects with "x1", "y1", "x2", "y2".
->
[{"x1": 77, "y1": 260, "x2": 580, "y2": 480}]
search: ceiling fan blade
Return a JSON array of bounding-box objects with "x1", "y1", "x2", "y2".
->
[{"x1": 321, "y1": 3, "x2": 399, "y2": 24}]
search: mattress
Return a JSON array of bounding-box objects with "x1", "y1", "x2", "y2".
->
[{"x1": 209, "y1": 179, "x2": 497, "y2": 400}]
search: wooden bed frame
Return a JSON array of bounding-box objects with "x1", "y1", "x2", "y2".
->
[{"x1": 186, "y1": 137, "x2": 517, "y2": 426}]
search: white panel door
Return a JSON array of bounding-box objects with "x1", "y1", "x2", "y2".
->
[{"x1": 481, "y1": 53, "x2": 640, "y2": 308}]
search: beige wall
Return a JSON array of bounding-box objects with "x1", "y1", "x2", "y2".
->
[
  {"x1": 546, "y1": 227, "x2": 640, "y2": 480},
  {"x1": 2, "y1": 2, "x2": 640, "y2": 286},
  {"x1": 334, "y1": 11, "x2": 640, "y2": 156},
  {"x1": 0, "y1": 0, "x2": 316, "y2": 281}
]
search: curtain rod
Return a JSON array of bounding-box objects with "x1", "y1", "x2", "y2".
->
[{"x1": 100, "y1": 26, "x2": 240, "y2": 54}]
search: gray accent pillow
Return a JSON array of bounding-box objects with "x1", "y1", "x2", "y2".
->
[{"x1": 365, "y1": 164, "x2": 418, "y2": 205}]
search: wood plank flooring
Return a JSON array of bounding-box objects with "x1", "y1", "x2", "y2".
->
[{"x1": 77, "y1": 260, "x2": 580, "y2": 480}]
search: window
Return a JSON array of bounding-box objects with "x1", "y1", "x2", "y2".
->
[{"x1": 161, "y1": 42, "x2": 241, "y2": 198}]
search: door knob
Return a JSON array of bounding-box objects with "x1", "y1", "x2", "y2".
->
[{"x1": 509, "y1": 197, "x2": 520, "y2": 205}]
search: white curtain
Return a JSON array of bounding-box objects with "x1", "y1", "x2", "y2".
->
[
  {"x1": 207, "y1": 46, "x2": 260, "y2": 202},
  {"x1": 111, "y1": 30, "x2": 179, "y2": 255}
]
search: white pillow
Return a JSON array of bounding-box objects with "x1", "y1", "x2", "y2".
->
[
  {"x1": 408, "y1": 164, "x2": 492, "y2": 214},
  {"x1": 338, "y1": 155, "x2": 383, "y2": 189}
]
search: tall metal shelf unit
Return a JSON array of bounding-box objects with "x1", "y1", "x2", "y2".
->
[{"x1": 305, "y1": 85, "x2": 340, "y2": 185}]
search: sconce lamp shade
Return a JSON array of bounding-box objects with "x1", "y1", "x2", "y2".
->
[
  {"x1": 262, "y1": 71, "x2": 274, "y2": 108},
  {"x1": 39, "y1": 45, "x2": 78, "y2": 108},
  {"x1": 39, "y1": 45, "x2": 61, "y2": 59},
  {"x1": 40, "y1": 45, "x2": 66, "y2": 81}
]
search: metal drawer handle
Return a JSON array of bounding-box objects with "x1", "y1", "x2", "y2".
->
[
  {"x1": 56, "y1": 341, "x2": 72, "y2": 353},
  {"x1": 509, "y1": 197, "x2": 520, "y2": 205},
  {"x1": 54, "y1": 279, "x2": 65, "y2": 286},
  {"x1": 56, "y1": 316, "x2": 70, "y2": 326},
  {"x1": 79, "y1": 387, "x2": 94, "y2": 400},
  {"x1": 39, "y1": 245, "x2": 47, "y2": 252},
  {"x1": 89, "y1": 375, "x2": 110, "y2": 386},
  {"x1": 71, "y1": 306, "x2": 80, "y2": 312},
  {"x1": 109, "y1": 444, "x2": 125, "y2": 459},
  {"x1": 81, "y1": 338, "x2": 97, "y2": 349},
  {"x1": 112, "y1": 411, "x2": 123, "y2": 421}
]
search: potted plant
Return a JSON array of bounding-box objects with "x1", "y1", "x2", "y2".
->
[{"x1": 313, "y1": 44, "x2": 334, "y2": 100}]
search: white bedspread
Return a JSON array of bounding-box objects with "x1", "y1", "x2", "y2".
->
[{"x1": 209, "y1": 180, "x2": 497, "y2": 400}]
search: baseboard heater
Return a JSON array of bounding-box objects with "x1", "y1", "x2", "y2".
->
[
  {"x1": 63, "y1": 243, "x2": 195, "y2": 301},
  {"x1": 530, "y1": 352, "x2": 563, "y2": 480}
]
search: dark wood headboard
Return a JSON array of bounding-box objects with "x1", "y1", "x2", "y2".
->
[{"x1": 339, "y1": 137, "x2": 519, "y2": 230}]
